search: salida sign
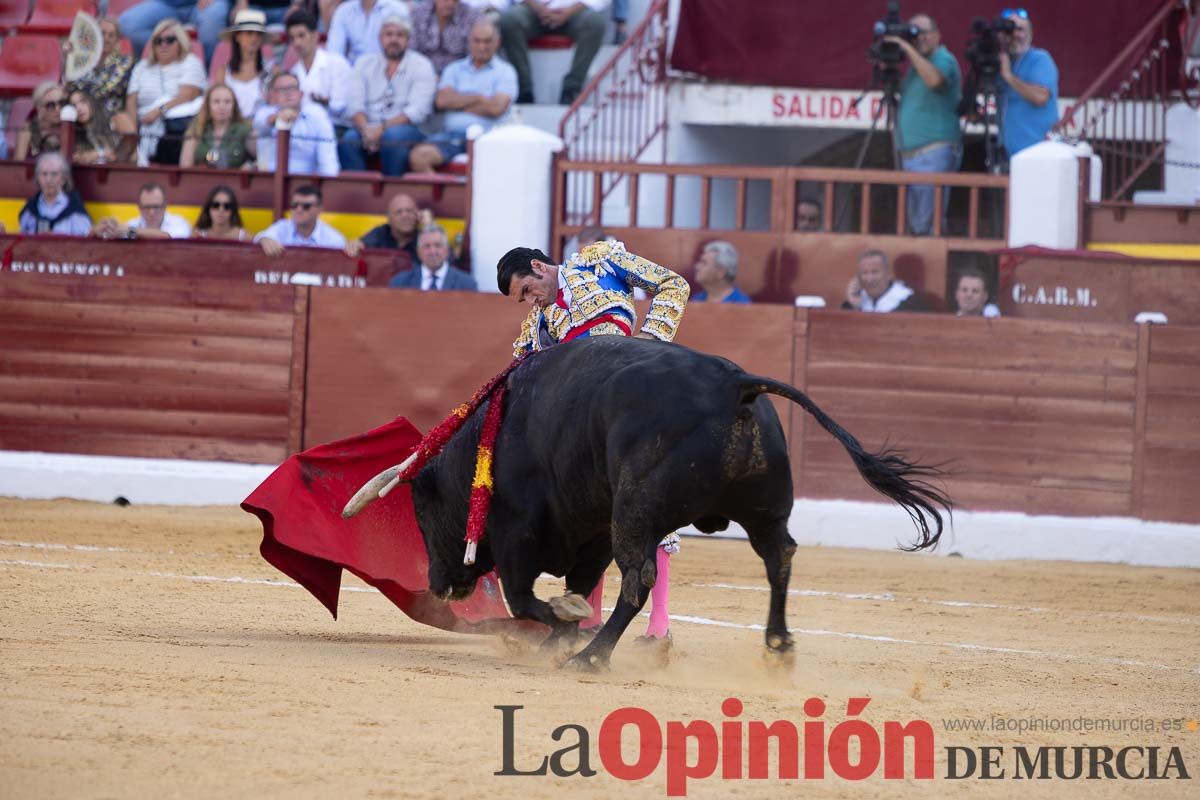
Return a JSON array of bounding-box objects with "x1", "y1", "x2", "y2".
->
[{"x1": 770, "y1": 91, "x2": 883, "y2": 123}]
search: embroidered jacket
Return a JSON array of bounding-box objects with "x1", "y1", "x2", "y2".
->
[{"x1": 512, "y1": 241, "x2": 690, "y2": 357}]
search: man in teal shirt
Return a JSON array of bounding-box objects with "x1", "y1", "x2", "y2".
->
[{"x1": 889, "y1": 14, "x2": 962, "y2": 236}]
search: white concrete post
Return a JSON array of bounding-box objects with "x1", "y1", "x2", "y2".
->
[
  {"x1": 1007, "y1": 140, "x2": 1085, "y2": 249},
  {"x1": 469, "y1": 123, "x2": 564, "y2": 293},
  {"x1": 1165, "y1": 102, "x2": 1200, "y2": 203}
]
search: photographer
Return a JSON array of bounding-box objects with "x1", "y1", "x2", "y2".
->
[
  {"x1": 887, "y1": 14, "x2": 961, "y2": 236},
  {"x1": 998, "y1": 8, "x2": 1059, "y2": 157}
]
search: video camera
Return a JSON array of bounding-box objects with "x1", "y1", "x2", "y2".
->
[
  {"x1": 962, "y1": 15, "x2": 1017, "y2": 84},
  {"x1": 868, "y1": 0, "x2": 919, "y2": 71}
]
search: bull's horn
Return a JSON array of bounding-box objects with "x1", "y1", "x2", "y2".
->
[{"x1": 341, "y1": 451, "x2": 420, "y2": 518}]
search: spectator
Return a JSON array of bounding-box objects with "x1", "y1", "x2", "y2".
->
[
  {"x1": 212, "y1": 10, "x2": 275, "y2": 119},
  {"x1": 344, "y1": 193, "x2": 429, "y2": 263},
  {"x1": 795, "y1": 195, "x2": 824, "y2": 232},
  {"x1": 14, "y1": 82, "x2": 65, "y2": 161},
  {"x1": 340, "y1": 16, "x2": 436, "y2": 175},
  {"x1": 388, "y1": 225, "x2": 478, "y2": 290},
  {"x1": 68, "y1": 89, "x2": 136, "y2": 164},
  {"x1": 229, "y1": 0, "x2": 296, "y2": 28},
  {"x1": 691, "y1": 240, "x2": 751, "y2": 304},
  {"x1": 94, "y1": 182, "x2": 192, "y2": 239},
  {"x1": 842, "y1": 249, "x2": 927, "y2": 313},
  {"x1": 499, "y1": 0, "x2": 608, "y2": 105},
  {"x1": 193, "y1": 184, "x2": 250, "y2": 241},
  {"x1": 412, "y1": 0, "x2": 480, "y2": 75},
  {"x1": 889, "y1": 13, "x2": 961, "y2": 236},
  {"x1": 253, "y1": 72, "x2": 340, "y2": 176},
  {"x1": 256, "y1": 185, "x2": 347, "y2": 256},
  {"x1": 328, "y1": 0, "x2": 412, "y2": 65},
  {"x1": 286, "y1": 10, "x2": 355, "y2": 136},
  {"x1": 118, "y1": 0, "x2": 230, "y2": 67},
  {"x1": 611, "y1": 0, "x2": 627, "y2": 44},
  {"x1": 953, "y1": 267, "x2": 1000, "y2": 318},
  {"x1": 66, "y1": 17, "x2": 135, "y2": 119},
  {"x1": 126, "y1": 18, "x2": 206, "y2": 165},
  {"x1": 999, "y1": 8, "x2": 1059, "y2": 159},
  {"x1": 18, "y1": 152, "x2": 93, "y2": 236},
  {"x1": 180, "y1": 84, "x2": 256, "y2": 168},
  {"x1": 408, "y1": 18, "x2": 516, "y2": 173}
]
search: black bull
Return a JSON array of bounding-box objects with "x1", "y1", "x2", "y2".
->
[{"x1": 408, "y1": 336, "x2": 950, "y2": 670}]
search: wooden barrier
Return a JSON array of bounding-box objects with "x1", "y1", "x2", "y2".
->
[{"x1": 1, "y1": 269, "x2": 1197, "y2": 524}]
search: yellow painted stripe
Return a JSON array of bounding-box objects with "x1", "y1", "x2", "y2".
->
[
  {"x1": 1, "y1": 199, "x2": 463, "y2": 242},
  {"x1": 1088, "y1": 243, "x2": 1200, "y2": 261}
]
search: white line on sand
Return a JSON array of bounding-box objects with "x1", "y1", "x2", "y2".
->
[
  {"x1": 0, "y1": 539, "x2": 131, "y2": 553},
  {"x1": 0, "y1": 558, "x2": 82, "y2": 569}
]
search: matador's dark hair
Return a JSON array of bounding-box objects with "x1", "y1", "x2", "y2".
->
[{"x1": 496, "y1": 246, "x2": 551, "y2": 295}]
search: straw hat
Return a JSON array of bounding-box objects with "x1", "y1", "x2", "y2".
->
[{"x1": 221, "y1": 9, "x2": 269, "y2": 39}]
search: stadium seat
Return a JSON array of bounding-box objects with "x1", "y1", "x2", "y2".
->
[
  {"x1": 529, "y1": 35, "x2": 573, "y2": 49},
  {"x1": 105, "y1": 0, "x2": 143, "y2": 18},
  {"x1": 3, "y1": 94, "x2": 34, "y2": 152},
  {"x1": 0, "y1": 1, "x2": 30, "y2": 32},
  {"x1": 0, "y1": 35, "x2": 63, "y2": 98},
  {"x1": 16, "y1": 0, "x2": 97, "y2": 37}
]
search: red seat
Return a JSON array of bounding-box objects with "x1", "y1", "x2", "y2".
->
[
  {"x1": 106, "y1": 0, "x2": 144, "y2": 18},
  {"x1": 4, "y1": 94, "x2": 34, "y2": 152},
  {"x1": 16, "y1": 0, "x2": 97, "y2": 37},
  {"x1": 0, "y1": 1, "x2": 31, "y2": 32},
  {"x1": 529, "y1": 34, "x2": 573, "y2": 49},
  {"x1": 0, "y1": 35, "x2": 62, "y2": 97}
]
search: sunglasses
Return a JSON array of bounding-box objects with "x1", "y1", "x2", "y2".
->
[
  {"x1": 290, "y1": 201, "x2": 316, "y2": 210},
  {"x1": 153, "y1": 35, "x2": 178, "y2": 46},
  {"x1": 209, "y1": 200, "x2": 233, "y2": 210},
  {"x1": 41, "y1": 99, "x2": 63, "y2": 110},
  {"x1": 1000, "y1": 8, "x2": 1029, "y2": 20}
]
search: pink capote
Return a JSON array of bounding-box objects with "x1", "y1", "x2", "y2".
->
[{"x1": 242, "y1": 416, "x2": 532, "y2": 634}]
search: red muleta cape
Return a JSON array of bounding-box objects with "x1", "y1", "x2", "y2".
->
[{"x1": 241, "y1": 416, "x2": 530, "y2": 635}]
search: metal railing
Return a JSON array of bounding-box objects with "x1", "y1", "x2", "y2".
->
[
  {"x1": 557, "y1": 0, "x2": 669, "y2": 225},
  {"x1": 1052, "y1": 0, "x2": 1194, "y2": 200}
]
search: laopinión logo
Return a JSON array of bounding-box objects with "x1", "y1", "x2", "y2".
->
[{"x1": 496, "y1": 700, "x2": 1193, "y2": 796}]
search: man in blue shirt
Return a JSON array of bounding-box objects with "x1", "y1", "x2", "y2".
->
[
  {"x1": 256, "y1": 186, "x2": 347, "y2": 257},
  {"x1": 408, "y1": 18, "x2": 517, "y2": 173},
  {"x1": 253, "y1": 73, "x2": 340, "y2": 177},
  {"x1": 327, "y1": 0, "x2": 412, "y2": 65},
  {"x1": 998, "y1": 8, "x2": 1059, "y2": 158},
  {"x1": 889, "y1": 14, "x2": 962, "y2": 236},
  {"x1": 692, "y1": 241, "x2": 751, "y2": 304}
]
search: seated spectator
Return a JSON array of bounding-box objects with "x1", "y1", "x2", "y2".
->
[
  {"x1": 953, "y1": 267, "x2": 1000, "y2": 318},
  {"x1": 253, "y1": 73, "x2": 340, "y2": 176},
  {"x1": 126, "y1": 18, "x2": 206, "y2": 165},
  {"x1": 66, "y1": 17, "x2": 135, "y2": 120},
  {"x1": 286, "y1": 10, "x2": 355, "y2": 136},
  {"x1": 193, "y1": 185, "x2": 250, "y2": 241},
  {"x1": 14, "y1": 82, "x2": 65, "y2": 161},
  {"x1": 340, "y1": 16, "x2": 436, "y2": 175},
  {"x1": 18, "y1": 152, "x2": 93, "y2": 236},
  {"x1": 69, "y1": 89, "x2": 137, "y2": 164},
  {"x1": 212, "y1": 10, "x2": 274, "y2": 119},
  {"x1": 691, "y1": 240, "x2": 751, "y2": 304},
  {"x1": 328, "y1": 0, "x2": 413, "y2": 65},
  {"x1": 388, "y1": 225, "x2": 478, "y2": 290},
  {"x1": 412, "y1": 0, "x2": 480, "y2": 74},
  {"x1": 344, "y1": 193, "x2": 430, "y2": 263},
  {"x1": 118, "y1": 0, "x2": 229, "y2": 67},
  {"x1": 499, "y1": 0, "x2": 608, "y2": 104},
  {"x1": 408, "y1": 18, "x2": 516, "y2": 173},
  {"x1": 796, "y1": 195, "x2": 824, "y2": 232},
  {"x1": 92, "y1": 183, "x2": 191, "y2": 239},
  {"x1": 842, "y1": 249, "x2": 927, "y2": 313},
  {"x1": 256, "y1": 185, "x2": 347, "y2": 256},
  {"x1": 180, "y1": 84, "x2": 256, "y2": 168}
]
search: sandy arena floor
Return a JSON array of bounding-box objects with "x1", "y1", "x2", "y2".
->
[{"x1": 0, "y1": 497, "x2": 1197, "y2": 799}]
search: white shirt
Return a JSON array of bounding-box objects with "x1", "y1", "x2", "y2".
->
[
  {"x1": 254, "y1": 218, "x2": 347, "y2": 249},
  {"x1": 253, "y1": 103, "x2": 340, "y2": 177},
  {"x1": 347, "y1": 50, "x2": 437, "y2": 126},
  {"x1": 127, "y1": 55, "x2": 207, "y2": 118},
  {"x1": 327, "y1": 0, "x2": 412, "y2": 65},
  {"x1": 290, "y1": 48, "x2": 355, "y2": 128},
  {"x1": 129, "y1": 211, "x2": 191, "y2": 238},
  {"x1": 422, "y1": 263, "x2": 449, "y2": 291}
]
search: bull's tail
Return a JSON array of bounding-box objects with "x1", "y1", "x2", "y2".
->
[{"x1": 738, "y1": 375, "x2": 952, "y2": 551}]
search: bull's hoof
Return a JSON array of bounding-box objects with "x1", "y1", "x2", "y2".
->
[
  {"x1": 549, "y1": 592, "x2": 593, "y2": 622},
  {"x1": 562, "y1": 650, "x2": 610, "y2": 673},
  {"x1": 632, "y1": 630, "x2": 673, "y2": 667},
  {"x1": 762, "y1": 634, "x2": 796, "y2": 673}
]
